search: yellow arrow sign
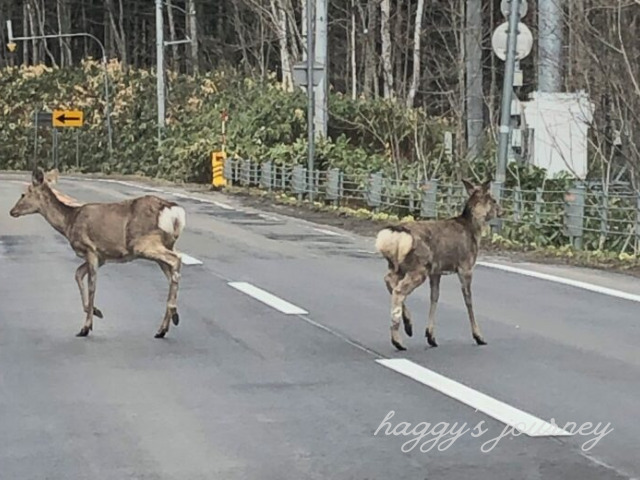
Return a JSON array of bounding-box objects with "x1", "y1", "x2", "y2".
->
[{"x1": 53, "y1": 109, "x2": 84, "y2": 127}]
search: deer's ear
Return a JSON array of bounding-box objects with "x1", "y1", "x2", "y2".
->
[
  {"x1": 481, "y1": 178, "x2": 492, "y2": 192},
  {"x1": 462, "y1": 179, "x2": 476, "y2": 195},
  {"x1": 32, "y1": 168, "x2": 44, "y2": 186}
]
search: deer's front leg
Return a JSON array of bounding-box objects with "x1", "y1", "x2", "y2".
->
[
  {"x1": 457, "y1": 270, "x2": 486, "y2": 346},
  {"x1": 75, "y1": 262, "x2": 103, "y2": 319},
  {"x1": 77, "y1": 255, "x2": 99, "y2": 337}
]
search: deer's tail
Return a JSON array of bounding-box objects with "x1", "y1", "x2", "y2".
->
[
  {"x1": 158, "y1": 205, "x2": 186, "y2": 238},
  {"x1": 375, "y1": 225, "x2": 414, "y2": 271}
]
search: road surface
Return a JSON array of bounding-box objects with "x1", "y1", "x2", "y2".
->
[{"x1": 1, "y1": 173, "x2": 639, "y2": 480}]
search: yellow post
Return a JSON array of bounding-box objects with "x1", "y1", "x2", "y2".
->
[{"x1": 211, "y1": 151, "x2": 227, "y2": 187}]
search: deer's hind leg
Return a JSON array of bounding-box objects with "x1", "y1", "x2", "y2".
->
[
  {"x1": 77, "y1": 254, "x2": 100, "y2": 337},
  {"x1": 75, "y1": 262, "x2": 104, "y2": 319},
  {"x1": 131, "y1": 235, "x2": 182, "y2": 339},
  {"x1": 385, "y1": 270, "x2": 413, "y2": 337},
  {"x1": 389, "y1": 267, "x2": 427, "y2": 351},
  {"x1": 425, "y1": 274, "x2": 441, "y2": 347}
]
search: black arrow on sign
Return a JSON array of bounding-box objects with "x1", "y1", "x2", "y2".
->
[{"x1": 56, "y1": 113, "x2": 81, "y2": 124}]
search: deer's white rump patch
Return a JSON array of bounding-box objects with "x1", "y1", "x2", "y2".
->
[
  {"x1": 375, "y1": 228, "x2": 413, "y2": 265},
  {"x1": 158, "y1": 205, "x2": 186, "y2": 237}
]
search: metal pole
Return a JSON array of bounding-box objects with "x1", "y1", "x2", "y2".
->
[
  {"x1": 314, "y1": 0, "x2": 327, "y2": 140},
  {"x1": 156, "y1": 0, "x2": 165, "y2": 146},
  {"x1": 6, "y1": 21, "x2": 114, "y2": 164},
  {"x1": 495, "y1": 0, "x2": 521, "y2": 192},
  {"x1": 306, "y1": 0, "x2": 315, "y2": 201}
]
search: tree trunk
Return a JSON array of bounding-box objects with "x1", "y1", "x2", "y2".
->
[
  {"x1": 406, "y1": 0, "x2": 425, "y2": 108},
  {"x1": 350, "y1": 0, "x2": 357, "y2": 100},
  {"x1": 270, "y1": 0, "x2": 293, "y2": 91},
  {"x1": 363, "y1": 0, "x2": 378, "y2": 98},
  {"x1": 187, "y1": 0, "x2": 199, "y2": 75},
  {"x1": 380, "y1": 0, "x2": 394, "y2": 99},
  {"x1": 167, "y1": 0, "x2": 179, "y2": 72}
]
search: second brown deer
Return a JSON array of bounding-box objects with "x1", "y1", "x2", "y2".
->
[
  {"x1": 375, "y1": 178, "x2": 502, "y2": 351},
  {"x1": 10, "y1": 168, "x2": 186, "y2": 339}
]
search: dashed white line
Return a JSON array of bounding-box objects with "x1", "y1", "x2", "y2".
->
[
  {"x1": 179, "y1": 253, "x2": 203, "y2": 265},
  {"x1": 478, "y1": 261, "x2": 640, "y2": 304},
  {"x1": 313, "y1": 227, "x2": 346, "y2": 237},
  {"x1": 228, "y1": 281, "x2": 308, "y2": 315},
  {"x1": 376, "y1": 358, "x2": 572, "y2": 437}
]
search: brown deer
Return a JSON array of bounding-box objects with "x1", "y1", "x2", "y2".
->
[
  {"x1": 375, "y1": 178, "x2": 502, "y2": 351},
  {"x1": 9, "y1": 168, "x2": 186, "y2": 339}
]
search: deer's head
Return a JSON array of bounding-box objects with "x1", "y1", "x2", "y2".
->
[
  {"x1": 461, "y1": 178, "x2": 503, "y2": 223},
  {"x1": 10, "y1": 168, "x2": 52, "y2": 218}
]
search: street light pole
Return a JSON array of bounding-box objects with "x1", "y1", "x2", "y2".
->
[{"x1": 5, "y1": 20, "x2": 114, "y2": 163}]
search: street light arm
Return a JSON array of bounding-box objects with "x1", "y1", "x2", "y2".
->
[{"x1": 9, "y1": 31, "x2": 107, "y2": 61}]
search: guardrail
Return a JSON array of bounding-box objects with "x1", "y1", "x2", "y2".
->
[{"x1": 223, "y1": 158, "x2": 640, "y2": 255}]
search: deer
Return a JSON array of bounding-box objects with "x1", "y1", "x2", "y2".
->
[
  {"x1": 375, "y1": 178, "x2": 502, "y2": 351},
  {"x1": 9, "y1": 168, "x2": 186, "y2": 339}
]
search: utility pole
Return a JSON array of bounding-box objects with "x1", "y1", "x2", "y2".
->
[
  {"x1": 306, "y1": 0, "x2": 315, "y2": 201},
  {"x1": 495, "y1": 0, "x2": 522, "y2": 193},
  {"x1": 156, "y1": 0, "x2": 165, "y2": 146},
  {"x1": 313, "y1": 0, "x2": 328, "y2": 139},
  {"x1": 465, "y1": 0, "x2": 484, "y2": 161},
  {"x1": 538, "y1": 0, "x2": 563, "y2": 92}
]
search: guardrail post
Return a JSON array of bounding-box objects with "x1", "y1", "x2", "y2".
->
[
  {"x1": 292, "y1": 164, "x2": 307, "y2": 202},
  {"x1": 490, "y1": 181, "x2": 504, "y2": 233},
  {"x1": 223, "y1": 157, "x2": 233, "y2": 184},
  {"x1": 534, "y1": 187, "x2": 543, "y2": 226},
  {"x1": 366, "y1": 172, "x2": 383, "y2": 209},
  {"x1": 240, "y1": 158, "x2": 251, "y2": 186},
  {"x1": 599, "y1": 191, "x2": 608, "y2": 249},
  {"x1": 261, "y1": 161, "x2": 273, "y2": 190},
  {"x1": 326, "y1": 168, "x2": 340, "y2": 205},
  {"x1": 563, "y1": 183, "x2": 585, "y2": 249},
  {"x1": 420, "y1": 180, "x2": 438, "y2": 219},
  {"x1": 513, "y1": 186, "x2": 522, "y2": 222}
]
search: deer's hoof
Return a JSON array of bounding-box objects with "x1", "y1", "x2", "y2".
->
[
  {"x1": 76, "y1": 327, "x2": 90, "y2": 337},
  {"x1": 154, "y1": 330, "x2": 167, "y2": 339},
  {"x1": 404, "y1": 322, "x2": 413, "y2": 337},
  {"x1": 93, "y1": 307, "x2": 104, "y2": 319},
  {"x1": 391, "y1": 339, "x2": 407, "y2": 351},
  {"x1": 473, "y1": 334, "x2": 487, "y2": 346},
  {"x1": 172, "y1": 312, "x2": 180, "y2": 326},
  {"x1": 426, "y1": 332, "x2": 438, "y2": 347}
]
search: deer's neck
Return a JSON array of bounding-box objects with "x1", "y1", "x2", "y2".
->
[
  {"x1": 459, "y1": 206, "x2": 485, "y2": 243},
  {"x1": 40, "y1": 188, "x2": 76, "y2": 237}
]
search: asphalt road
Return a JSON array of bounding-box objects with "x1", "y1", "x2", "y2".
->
[{"x1": 1, "y1": 173, "x2": 639, "y2": 480}]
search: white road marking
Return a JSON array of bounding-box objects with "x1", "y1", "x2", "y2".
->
[
  {"x1": 376, "y1": 358, "x2": 572, "y2": 437},
  {"x1": 478, "y1": 261, "x2": 640, "y2": 304},
  {"x1": 228, "y1": 281, "x2": 308, "y2": 315},
  {"x1": 212, "y1": 201, "x2": 234, "y2": 210},
  {"x1": 313, "y1": 227, "x2": 346, "y2": 237},
  {"x1": 179, "y1": 253, "x2": 203, "y2": 265}
]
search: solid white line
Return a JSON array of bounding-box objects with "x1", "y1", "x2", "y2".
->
[
  {"x1": 376, "y1": 358, "x2": 572, "y2": 437},
  {"x1": 228, "y1": 281, "x2": 308, "y2": 315},
  {"x1": 212, "y1": 201, "x2": 234, "y2": 210},
  {"x1": 179, "y1": 253, "x2": 203, "y2": 265},
  {"x1": 478, "y1": 261, "x2": 640, "y2": 304}
]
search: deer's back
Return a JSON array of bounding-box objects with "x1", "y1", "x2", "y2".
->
[{"x1": 404, "y1": 218, "x2": 478, "y2": 274}]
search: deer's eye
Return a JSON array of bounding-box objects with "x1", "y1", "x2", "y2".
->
[{"x1": 20, "y1": 194, "x2": 25, "y2": 198}]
